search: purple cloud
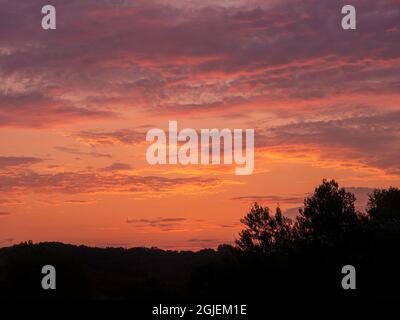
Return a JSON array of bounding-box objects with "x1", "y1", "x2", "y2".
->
[{"x1": 0, "y1": 0, "x2": 398, "y2": 125}]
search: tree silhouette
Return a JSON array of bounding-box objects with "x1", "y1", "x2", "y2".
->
[
  {"x1": 367, "y1": 187, "x2": 400, "y2": 222},
  {"x1": 236, "y1": 203, "x2": 292, "y2": 253},
  {"x1": 294, "y1": 179, "x2": 360, "y2": 246}
]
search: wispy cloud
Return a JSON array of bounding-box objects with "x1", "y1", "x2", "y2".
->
[
  {"x1": 127, "y1": 217, "x2": 187, "y2": 224},
  {"x1": 231, "y1": 194, "x2": 305, "y2": 204},
  {"x1": 54, "y1": 146, "x2": 112, "y2": 158},
  {"x1": 98, "y1": 163, "x2": 133, "y2": 172},
  {"x1": 0, "y1": 170, "x2": 229, "y2": 196},
  {"x1": 76, "y1": 129, "x2": 145, "y2": 146},
  {"x1": 126, "y1": 217, "x2": 188, "y2": 232},
  {"x1": 126, "y1": 216, "x2": 240, "y2": 233},
  {"x1": 0, "y1": 156, "x2": 44, "y2": 168}
]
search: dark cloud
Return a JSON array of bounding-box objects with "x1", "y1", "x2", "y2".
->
[
  {"x1": 217, "y1": 223, "x2": 240, "y2": 228},
  {"x1": 231, "y1": 194, "x2": 305, "y2": 204},
  {"x1": 64, "y1": 199, "x2": 96, "y2": 205},
  {"x1": 0, "y1": 156, "x2": 43, "y2": 168},
  {"x1": 127, "y1": 217, "x2": 186, "y2": 224},
  {"x1": 0, "y1": 212, "x2": 11, "y2": 216},
  {"x1": 126, "y1": 217, "x2": 187, "y2": 231},
  {"x1": 0, "y1": 170, "x2": 223, "y2": 195},
  {"x1": 76, "y1": 129, "x2": 144, "y2": 146},
  {"x1": 54, "y1": 146, "x2": 112, "y2": 158},
  {"x1": 98, "y1": 163, "x2": 133, "y2": 172},
  {"x1": 0, "y1": 92, "x2": 114, "y2": 128},
  {"x1": 125, "y1": 217, "x2": 237, "y2": 233}
]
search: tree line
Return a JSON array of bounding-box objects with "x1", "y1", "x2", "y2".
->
[{"x1": 0, "y1": 179, "x2": 399, "y2": 302}]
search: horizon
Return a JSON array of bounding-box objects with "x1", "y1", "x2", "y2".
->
[
  {"x1": 1, "y1": 0, "x2": 399, "y2": 251},
  {"x1": 0, "y1": 179, "x2": 392, "y2": 250}
]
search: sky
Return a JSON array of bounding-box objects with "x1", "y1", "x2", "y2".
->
[{"x1": 0, "y1": 0, "x2": 399, "y2": 250}]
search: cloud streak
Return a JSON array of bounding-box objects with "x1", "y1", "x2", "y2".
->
[
  {"x1": 54, "y1": 146, "x2": 112, "y2": 159},
  {"x1": 0, "y1": 156, "x2": 44, "y2": 168},
  {"x1": 0, "y1": 170, "x2": 229, "y2": 196},
  {"x1": 232, "y1": 194, "x2": 305, "y2": 204},
  {"x1": 76, "y1": 129, "x2": 145, "y2": 146},
  {"x1": 98, "y1": 163, "x2": 133, "y2": 172}
]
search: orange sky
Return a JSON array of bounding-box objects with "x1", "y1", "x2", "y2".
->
[{"x1": 1, "y1": 0, "x2": 400, "y2": 250}]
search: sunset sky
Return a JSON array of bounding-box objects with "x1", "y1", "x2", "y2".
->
[{"x1": 1, "y1": 0, "x2": 399, "y2": 250}]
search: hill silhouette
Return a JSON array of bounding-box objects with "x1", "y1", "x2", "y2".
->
[{"x1": 0, "y1": 180, "x2": 399, "y2": 302}]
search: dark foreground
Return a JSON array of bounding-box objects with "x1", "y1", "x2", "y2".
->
[
  {"x1": 0, "y1": 237, "x2": 399, "y2": 302},
  {"x1": 1, "y1": 180, "x2": 400, "y2": 316}
]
